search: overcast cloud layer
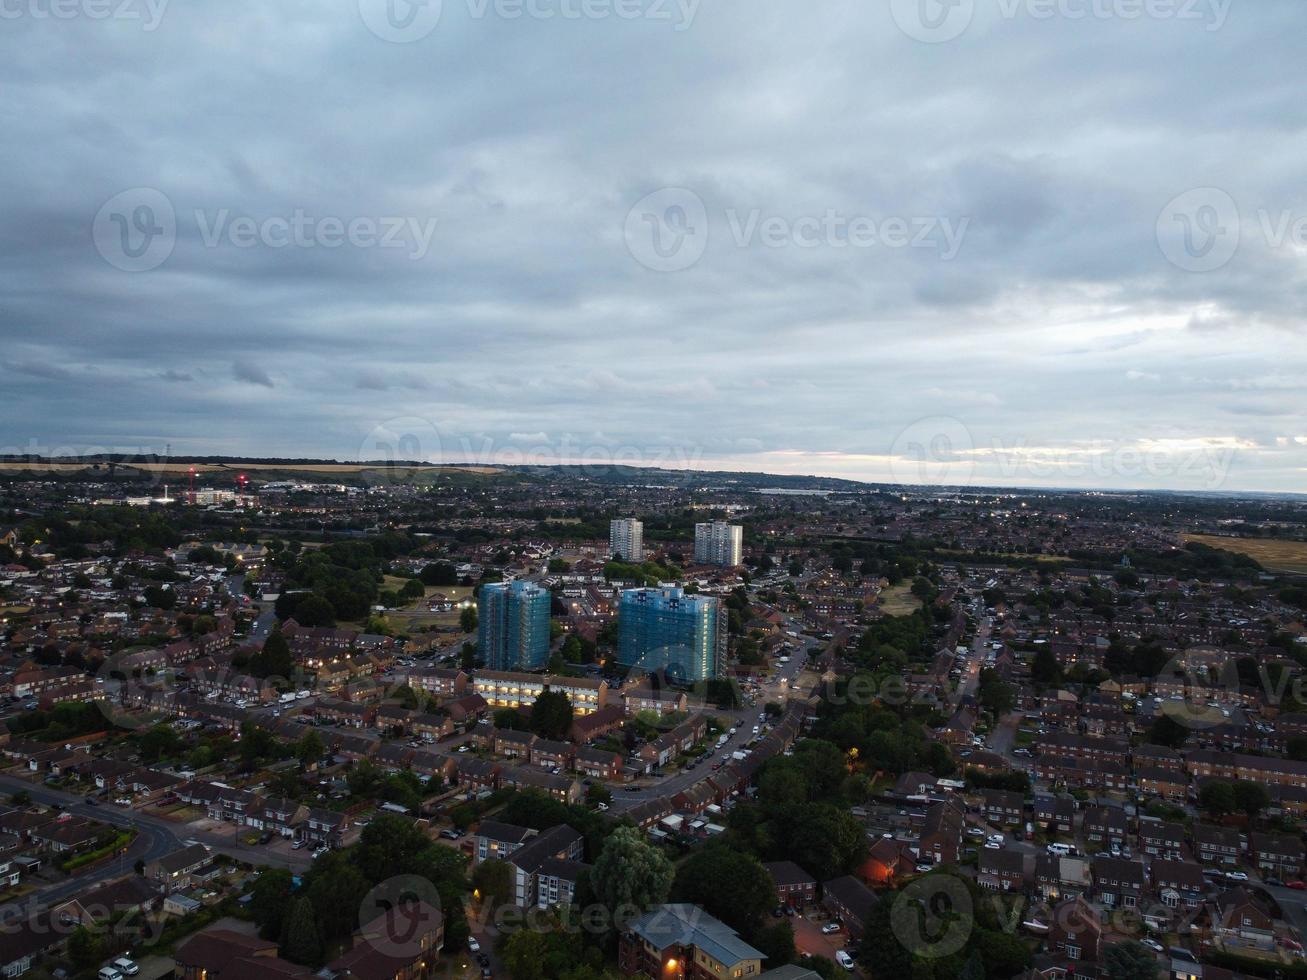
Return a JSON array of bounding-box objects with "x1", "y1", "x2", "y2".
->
[{"x1": 2, "y1": 0, "x2": 1306, "y2": 492}]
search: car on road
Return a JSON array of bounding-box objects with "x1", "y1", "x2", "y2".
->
[
  {"x1": 836, "y1": 951, "x2": 856, "y2": 970},
  {"x1": 821, "y1": 922, "x2": 841, "y2": 935},
  {"x1": 112, "y1": 958, "x2": 139, "y2": 976},
  {"x1": 1267, "y1": 878, "x2": 1285, "y2": 887},
  {"x1": 1288, "y1": 881, "x2": 1307, "y2": 890},
  {"x1": 468, "y1": 938, "x2": 481, "y2": 953},
  {"x1": 1141, "y1": 940, "x2": 1164, "y2": 954},
  {"x1": 1225, "y1": 871, "x2": 1250, "y2": 882},
  {"x1": 85, "y1": 796, "x2": 98, "y2": 806}
]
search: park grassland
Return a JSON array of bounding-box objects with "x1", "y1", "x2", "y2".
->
[{"x1": 1183, "y1": 533, "x2": 1307, "y2": 574}]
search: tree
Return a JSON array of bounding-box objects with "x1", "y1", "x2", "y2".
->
[
  {"x1": 250, "y1": 868, "x2": 295, "y2": 940},
  {"x1": 1146, "y1": 713, "x2": 1190, "y2": 750},
  {"x1": 590, "y1": 826, "x2": 673, "y2": 919},
  {"x1": 420, "y1": 561, "x2": 458, "y2": 586},
  {"x1": 530, "y1": 690, "x2": 574, "y2": 740},
  {"x1": 138, "y1": 723, "x2": 181, "y2": 762},
  {"x1": 503, "y1": 929, "x2": 551, "y2": 980},
  {"x1": 250, "y1": 629, "x2": 294, "y2": 678},
  {"x1": 977, "y1": 668, "x2": 1015, "y2": 717},
  {"x1": 1197, "y1": 780, "x2": 1236, "y2": 817},
  {"x1": 1232, "y1": 780, "x2": 1271, "y2": 818},
  {"x1": 1031, "y1": 646, "x2": 1062, "y2": 686},
  {"x1": 787, "y1": 803, "x2": 868, "y2": 880},
  {"x1": 281, "y1": 895, "x2": 323, "y2": 965},
  {"x1": 494, "y1": 707, "x2": 528, "y2": 731},
  {"x1": 67, "y1": 926, "x2": 106, "y2": 969},
  {"x1": 305, "y1": 852, "x2": 371, "y2": 943},
  {"x1": 471, "y1": 858, "x2": 514, "y2": 912},
  {"x1": 460, "y1": 605, "x2": 478, "y2": 633},
  {"x1": 1103, "y1": 942, "x2": 1162, "y2": 980},
  {"x1": 295, "y1": 729, "x2": 325, "y2": 767},
  {"x1": 671, "y1": 844, "x2": 776, "y2": 937},
  {"x1": 295, "y1": 594, "x2": 337, "y2": 627}
]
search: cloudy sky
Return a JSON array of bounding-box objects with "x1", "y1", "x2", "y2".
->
[{"x1": 2, "y1": 0, "x2": 1305, "y2": 492}]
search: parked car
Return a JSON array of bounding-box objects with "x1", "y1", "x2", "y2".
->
[
  {"x1": 822, "y1": 922, "x2": 841, "y2": 935},
  {"x1": 112, "y1": 958, "x2": 139, "y2": 976},
  {"x1": 1141, "y1": 940, "x2": 1164, "y2": 954},
  {"x1": 1225, "y1": 871, "x2": 1250, "y2": 882},
  {"x1": 98, "y1": 969, "x2": 123, "y2": 980},
  {"x1": 468, "y1": 938, "x2": 481, "y2": 953},
  {"x1": 292, "y1": 839, "x2": 307, "y2": 849},
  {"x1": 1288, "y1": 881, "x2": 1307, "y2": 890},
  {"x1": 836, "y1": 951, "x2": 856, "y2": 970}
]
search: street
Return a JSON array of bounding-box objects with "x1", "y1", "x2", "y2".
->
[{"x1": 0, "y1": 772, "x2": 311, "y2": 923}]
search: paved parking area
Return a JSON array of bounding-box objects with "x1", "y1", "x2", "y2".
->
[{"x1": 788, "y1": 909, "x2": 853, "y2": 969}]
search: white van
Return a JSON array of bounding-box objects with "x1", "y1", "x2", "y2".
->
[{"x1": 1047, "y1": 842, "x2": 1073, "y2": 856}]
